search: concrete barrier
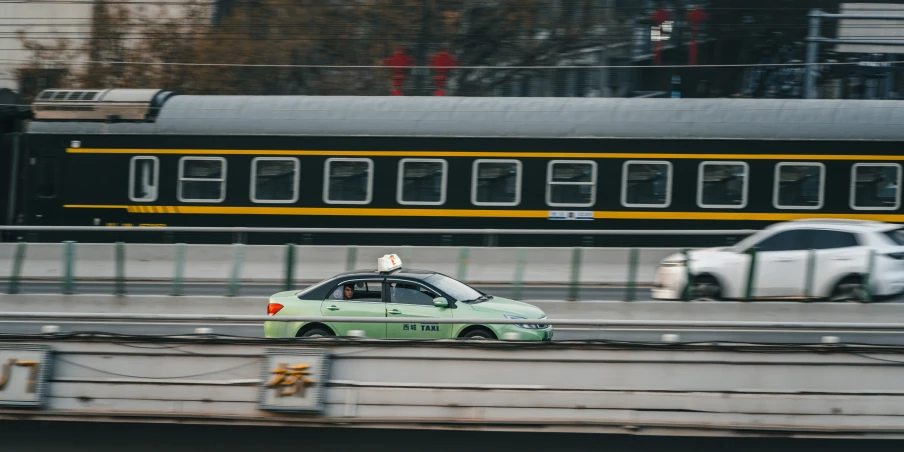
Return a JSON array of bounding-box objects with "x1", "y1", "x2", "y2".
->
[
  {"x1": 1, "y1": 242, "x2": 682, "y2": 286},
  {"x1": 8, "y1": 337, "x2": 904, "y2": 437},
  {"x1": 2, "y1": 294, "x2": 902, "y2": 324}
]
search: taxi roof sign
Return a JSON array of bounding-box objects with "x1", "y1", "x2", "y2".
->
[{"x1": 377, "y1": 254, "x2": 402, "y2": 273}]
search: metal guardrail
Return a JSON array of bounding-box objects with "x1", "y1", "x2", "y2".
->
[
  {"x1": 4, "y1": 312, "x2": 904, "y2": 332},
  {"x1": 1, "y1": 241, "x2": 677, "y2": 301},
  {"x1": 1, "y1": 240, "x2": 880, "y2": 302},
  {"x1": 0, "y1": 225, "x2": 759, "y2": 235}
]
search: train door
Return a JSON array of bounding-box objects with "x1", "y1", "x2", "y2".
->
[{"x1": 23, "y1": 146, "x2": 64, "y2": 226}]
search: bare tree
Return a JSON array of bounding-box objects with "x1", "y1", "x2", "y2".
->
[{"x1": 14, "y1": 0, "x2": 606, "y2": 97}]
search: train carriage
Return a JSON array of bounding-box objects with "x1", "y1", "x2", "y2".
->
[{"x1": 4, "y1": 88, "x2": 904, "y2": 246}]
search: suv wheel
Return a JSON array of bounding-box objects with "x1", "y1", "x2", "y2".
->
[
  {"x1": 830, "y1": 276, "x2": 869, "y2": 303},
  {"x1": 690, "y1": 275, "x2": 722, "y2": 301}
]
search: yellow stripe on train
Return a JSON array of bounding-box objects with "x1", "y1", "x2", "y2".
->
[{"x1": 62, "y1": 204, "x2": 904, "y2": 222}]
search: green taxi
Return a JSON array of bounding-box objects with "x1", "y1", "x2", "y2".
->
[{"x1": 264, "y1": 254, "x2": 552, "y2": 340}]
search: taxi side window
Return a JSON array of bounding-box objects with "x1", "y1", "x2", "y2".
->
[
  {"x1": 328, "y1": 280, "x2": 384, "y2": 301},
  {"x1": 389, "y1": 282, "x2": 439, "y2": 306}
]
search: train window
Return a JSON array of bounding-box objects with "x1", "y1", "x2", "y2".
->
[
  {"x1": 397, "y1": 159, "x2": 447, "y2": 205},
  {"x1": 697, "y1": 161, "x2": 748, "y2": 209},
  {"x1": 324, "y1": 158, "x2": 373, "y2": 204},
  {"x1": 773, "y1": 162, "x2": 824, "y2": 210},
  {"x1": 129, "y1": 156, "x2": 159, "y2": 202},
  {"x1": 546, "y1": 160, "x2": 596, "y2": 207},
  {"x1": 621, "y1": 161, "x2": 671, "y2": 208},
  {"x1": 851, "y1": 163, "x2": 901, "y2": 211},
  {"x1": 177, "y1": 157, "x2": 227, "y2": 203},
  {"x1": 250, "y1": 157, "x2": 299, "y2": 204},
  {"x1": 472, "y1": 159, "x2": 522, "y2": 206}
]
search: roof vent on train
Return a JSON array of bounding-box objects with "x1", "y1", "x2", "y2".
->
[{"x1": 32, "y1": 88, "x2": 177, "y2": 122}]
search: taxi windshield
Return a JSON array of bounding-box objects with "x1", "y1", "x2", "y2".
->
[{"x1": 423, "y1": 274, "x2": 483, "y2": 302}]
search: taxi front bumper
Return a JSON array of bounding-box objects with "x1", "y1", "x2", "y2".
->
[{"x1": 497, "y1": 324, "x2": 554, "y2": 341}]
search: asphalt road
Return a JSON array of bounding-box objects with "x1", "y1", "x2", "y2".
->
[
  {"x1": 2, "y1": 320, "x2": 903, "y2": 345},
  {"x1": 0, "y1": 281, "x2": 651, "y2": 301},
  {"x1": 4, "y1": 282, "x2": 903, "y2": 344}
]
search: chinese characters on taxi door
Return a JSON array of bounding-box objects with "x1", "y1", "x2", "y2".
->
[{"x1": 402, "y1": 324, "x2": 439, "y2": 332}]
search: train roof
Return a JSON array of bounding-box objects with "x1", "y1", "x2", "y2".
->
[{"x1": 25, "y1": 91, "x2": 904, "y2": 141}]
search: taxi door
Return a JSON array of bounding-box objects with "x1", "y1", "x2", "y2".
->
[
  {"x1": 384, "y1": 280, "x2": 453, "y2": 339},
  {"x1": 321, "y1": 279, "x2": 387, "y2": 338}
]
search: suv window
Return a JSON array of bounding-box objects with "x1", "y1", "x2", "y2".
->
[
  {"x1": 388, "y1": 281, "x2": 440, "y2": 306},
  {"x1": 885, "y1": 228, "x2": 904, "y2": 246},
  {"x1": 752, "y1": 230, "x2": 807, "y2": 252},
  {"x1": 809, "y1": 230, "x2": 859, "y2": 249}
]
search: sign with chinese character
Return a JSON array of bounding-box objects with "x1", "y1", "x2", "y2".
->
[
  {"x1": 0, "y1": 344, "x2": 52, "y2": 408},
  {"x1": 548, "y1": 211, "x2": 593, "y2": 221},
  {"x1": 257, "y1": 348, "x2": 330, "y2": 412}
]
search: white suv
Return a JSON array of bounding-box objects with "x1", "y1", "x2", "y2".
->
[{"x1": 652, "y1": 219, "x2": 904, "y2": 302}]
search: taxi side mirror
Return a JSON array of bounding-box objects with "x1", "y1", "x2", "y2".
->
[{"x1": 433, "y1": 297, "x2": 448, "y2": 308}]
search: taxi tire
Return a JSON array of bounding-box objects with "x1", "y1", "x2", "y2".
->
[
  {"x1": 300, "y1": 327, "x2": 334, "y2": 338},
  {"x1": 461, "y1": 327, "x2": 497, "y2": 340}
]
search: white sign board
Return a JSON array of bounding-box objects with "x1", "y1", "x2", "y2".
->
[
  {"x1": 0, "y1": 344, "x2": 52, "y2": 408},
  {"x1": 257, "y1": 348, "x2": 330, "y2": 412}
]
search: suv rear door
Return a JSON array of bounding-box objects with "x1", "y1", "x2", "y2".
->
[
  {"x1": 809, "y1": 229, "x2": 863, "y2": 296},
  {"x1": 750, "y1": 229, "x2": 810, "y2": 297}
]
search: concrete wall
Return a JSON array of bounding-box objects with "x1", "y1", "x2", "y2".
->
[
  {"x1": 0, "y1": 242, "x2": 681, "y2": 285},
  {"x1": 2, "y1": 337, "x2": 904, "y2": 438}
]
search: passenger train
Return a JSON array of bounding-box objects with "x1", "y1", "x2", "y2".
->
[{"x1": 1, "y1": 88, "x2": 903, "y2": 246}]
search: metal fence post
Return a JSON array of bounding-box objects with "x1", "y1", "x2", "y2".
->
[
  {"x1": 567, "y1": 247, "x2": 582, "y2": 301},
  {"x1": 512, "y1": 248, "x2": 526, "y2": 300},
  {"x1": 865, "y1": 249, "x2": 876, "y2": 303},
  {"x1": 171, "y1": 243, "x2": 186, "y2": 296},
  {"x1": 7, "y1": 242, "x2": 26, "y2": 294},
  {"x1": 457, "y1": 247, "x2": 470, "y2": 282},
  {"x1": 346, "y1": 246, "x2": 358, "y2": 272},
  {"x1": 681, "y1": 249, "x2": 691, "y2": 301},
  {"x1": 283, "y1": 243, "x2": 296, "y2": 291},
  {"x1": 114, "y1": 241, "x2": 126, "y2": 295},
  {"x1": 400, "y1": 246, "x2": 412, "y2": 268},
  {"x1": 625, "y1": 248, "x2": 639, "y2": 302},
  {"x1": 804, "y1": 9, "x2": 822, "y2": 99},
  {"x1": 62, "y1": 241, "x2": 76, "y2": 294},
  {"x1": 226, "y1": 243, "x2": 245, "y2": 297},
  {"x1": 745, "y1": 247, "x2": 758, "y2": 301},
  {"x1": 804, "y1": 248, "x2": 815, "y2": 301}
]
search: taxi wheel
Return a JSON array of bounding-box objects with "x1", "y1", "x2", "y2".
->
[
  {"x1": 461, "y1": 327, "x2": 497, "y2": 340},
  {"x1": 299, "y1": 327, "x2": 334, "y2": 338}
]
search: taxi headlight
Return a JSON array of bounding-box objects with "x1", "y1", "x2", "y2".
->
[{"x1": 505, "y1": 315, "x2": 548, "y2": 329}]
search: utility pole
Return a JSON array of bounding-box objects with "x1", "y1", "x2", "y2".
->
[{"x1": 414, "y1": 0, "x2": 432, "y2": 95}]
